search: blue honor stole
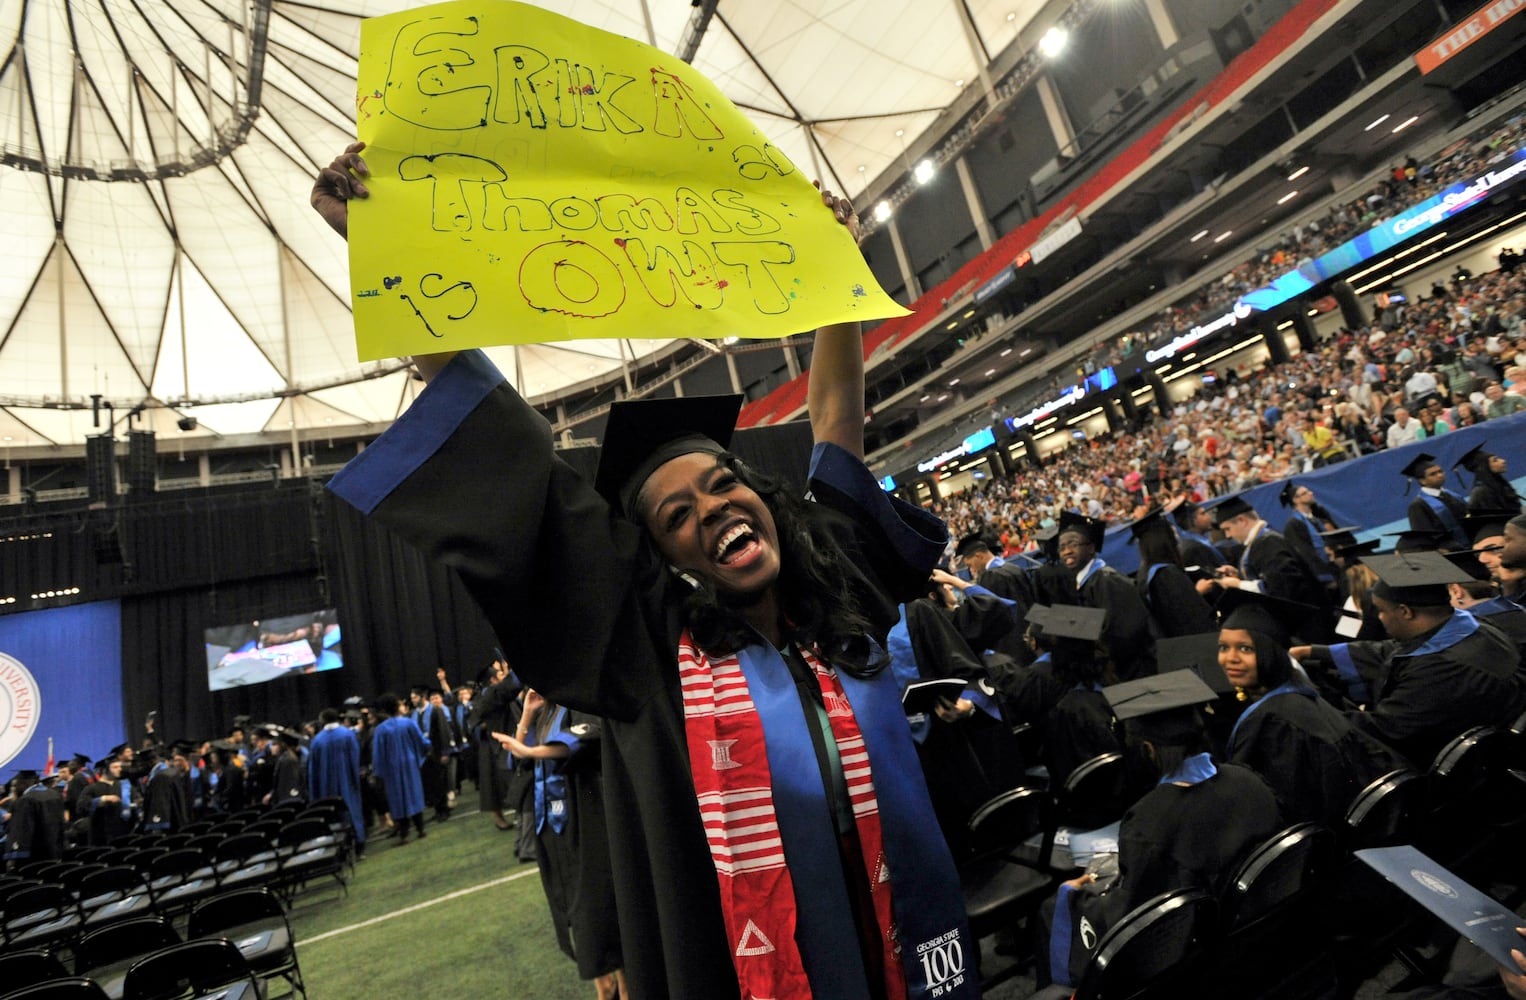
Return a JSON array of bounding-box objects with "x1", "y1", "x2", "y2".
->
[
  {"x1": 1181, "y1": 530, "x2": 1227, "y2": 566},
  {"x1": 1078, "y1": 557, "x2": 1107, "y2": 588},
  {"x1": 1419, "y1": 492, "x2": 1468, "y2": 548},
  {"x1": 737, "y1": 642, "x2": 977, "y2": 1000},
  {"x1": 531, "y1": 707, "x2": 574, "y2": 835},
  {"x1": 1292, "y1": 512, "x2": 1335, "y2": 582}
]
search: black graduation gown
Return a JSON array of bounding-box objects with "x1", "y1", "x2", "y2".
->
[
  {"x1": 270, "y1": 754, "x2": 306, "y2": 807},
  {"x1": 420, "y1": 705, "x2": 451, "y2": 811},
  {"x1": 465, "y1": 678, "x2": 521, "y2": 812},
  {"x1": 77, "y1": 780, "x2": 135, "y2": 846},
  {"x1": 4, "y1": 786, "x2": 65, "y2": 862},
  {"x1": 1041, "y1": 688, "x2": 1121, "y2": 790},
  {"x1": 1467, "y1": 474, "x2": 1523, "y2": 513},
  {"x1": 1282, "y1": 512, "x2": 1336, "y2": 586},
  {"x1": 1227, "y1": 688, "x2": 1404, "y2": 828},
  {"x1": 1178, "y1": 534, "x2": 1229, "y2": 577},
  {"x1": 1240, "y1": 528, "x2": 1327, "y2": 611},
  {"x1": 1307, "y1": 613, "x2": 1526, "y2": 768},
  {"x1": 65, "y1": 773, "x2": 92, "y2": 820},
  {"x1": 1062, "y1": 565, "x2": 1155, "y2": 680},
  {"x1": 1407, "y1": 490, "x2": 1470, "y2": 546},
  {"x1": 1104, "y1": 762, "x2": 1281, "y2": 917},
  {"x1": 326, "y1": 350, "x2": 949, "y2": 1000},
  {"x1": 1137, "y1": 564, "x2": 1217, "y2": 638},
  {"x1": 246, "y1": 752, "x2": 274, "y2": 806},
  {"x1": 141, "y1": 768, "x2": 190, "y2": 832},
  {"x1": 968, "y1": 563, "x2": 1040, "y2": 663}
]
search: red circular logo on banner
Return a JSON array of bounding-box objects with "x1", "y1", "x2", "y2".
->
[{"x1": 0, "y1": 652, "x2": 42, "y2": 770}]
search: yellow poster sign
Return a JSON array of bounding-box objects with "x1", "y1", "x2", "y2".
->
[{"x1": 349, "y1": 0, "x2": 907, "y2": 361}]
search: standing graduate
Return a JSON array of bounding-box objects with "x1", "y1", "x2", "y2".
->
[
  {"x1": 1209, "y1": 497, "x2": 1329, "y2": 615},
  {"x1": 1403, "y1": 453, "x2": 1471, "y2": 550},
  {"x1": 3, "y1": 770, "x2": 65, "y2": 864},
  {"x1": 308, "y1": 708, "x2": 366, "y2": 854},
  {"x1": 1128, "y1": 506, "x2": 1217, "y2": 639},
  {"x1": 1050, "y1": 511, "x2": 1156, "y2": 680},
  {"x1": 77, "y1": 757, "x2": 137, "y2": 846},
  {"x1": 495, "y1": 693, "x2": 625, "y2": 1000},
  {"x1": 466, "y1": 658, "x2": 522, "y2": 831},
  {"x1": 370, "y1": 693, "x2": 428, "y2": 843},
  {"x1": 266, "y1": 731, "x2": 307, "y2": 807},
  {"x1": 314, "y1": 146, "x2": 975, "y2": 1000},
  {"x1": 1278, "y1": 481, "x2": 1338, "y2": 591},
  {"x1": 140, "y1": 747, "x2": 190, "y2": 834}
]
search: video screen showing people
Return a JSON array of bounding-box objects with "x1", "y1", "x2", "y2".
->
[{"x1": 204, "y1": 608, "x2": 342, "y2": 692}]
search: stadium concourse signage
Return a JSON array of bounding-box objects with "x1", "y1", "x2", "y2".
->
[
  {"x1": 916, "y1": 427, "x2": 999, "y2": 474},
  {"x1": 1145, "y1": 300, "x2": 1256, "y2": 364},
  {"x1": 1414, "y1": 0, "x2": 1526, "y2": 74}
]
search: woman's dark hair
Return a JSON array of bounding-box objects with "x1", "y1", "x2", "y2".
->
[
  {"x1": 1123, "y1": 712, "x2": 1210, "y2": 778},
  {"x1": 678, "y1": 454, "x2": 885, "y2": 678},
  {"x1": 1133, "y1": 525, "x2": 1184, "y2": 580}
]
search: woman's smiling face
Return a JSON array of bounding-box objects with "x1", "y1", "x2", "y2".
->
[{"x1": 639, "y1": 452, "x2": 781, "y2": 599}]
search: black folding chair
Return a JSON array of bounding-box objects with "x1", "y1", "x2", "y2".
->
[
  {"x1": 0, "y1": 949, "x2": 71, "y2": 993},
  {"x1": 1056, "y1": 752, "x2": 1130, "y2": 832},
  {"x1": 272, "y1": 819, "x2": 348, "y2": 901},
  {"x1": 78, "y1": 868, "x2": 156, "y2": 931},
  {"x1": 0, "y1": 978, "x2": 111, "y2": 1000},
  {"x1": 144, "y1": 852, "x2": 218, "y2": 916},
  {"x1": 1072, "y1": 889, "x2": 1218, "y2": 1000},
  {"x1": 211, "y1": 835, "x2": 279, "y2": 891},
  {"x1": 121, "y1": 938, "x2": 259, "y2": 1000},
  {"x1": 960, "y1": 787, "x2": 1064, "y2": 989},
  {"x1": 188, "y1": 887, "x2": 305, "y2": 999},
  {"x1": 75, "y1": 916, "x2": 181, "y2": 1000},
  {"x1": 1207, "y1": 823, "x2": 1339, "y2": 999},
  {"x1": 2, "y1": 883, "x2": 84, "y2": 950}
]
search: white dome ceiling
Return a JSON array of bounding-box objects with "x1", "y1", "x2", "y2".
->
[{"x1": 0, "y1": 0, "x2": 1048, "y2": 449}]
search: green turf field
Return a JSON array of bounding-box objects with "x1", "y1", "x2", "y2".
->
[{"x1": 288, "y1": 808, "x2": 590, "y2": 999}]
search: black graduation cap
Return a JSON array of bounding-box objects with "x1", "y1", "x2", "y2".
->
[
  {"x1": 1363, "y1": 551, "x2": 1472, "y2": 607},
  {"x1": 1451, "y1": 444, "x2": 1495, "y2": 476},
  {"x1": 209, "y1": 739, "x2": 236, "y2": 752},
  {"x1": 1208, "y1": 495, "x2": 1256, "y2": 526},
  {"x1": 276, "y1": 729, "x2": 303, "y2": 749},
  {"x1": 1033, "y1": 523, "x2": 1060, "y2": 560},
  {"x1": 1172, "y1": 500, "x2": 1202, "y2": 531},
  {"x1": 1318, "y1": 526, "x2": 1381, "y2": 561},
  {"x1": 251, "y1": 724, "x2": 275, "y2": 739},
  {"x1": 170, "y1": 740, "x2": 197, "y2": 757},
  {"x1": 343, "y1": 708, "x2": 363, "y2": 723},
  {"x1": 1382, "y1": 527, "x2": 1451, "y2": 553},
  {"x1": 1216, "y1": 588, "x2": 1317, "y2": 648},
  {"x1": 1037, "y1": 605, "x2": 1107, "y2": 642},
  {"x1": 1103, "y1": 669, "x2": 1218, "y2": 723},
  {"x1": 954, "y1": 532, "x2": 992, "y2": 558},
  {"x1": 231, "y1": 714, "x2": 251, "y2": 729},
  {"x1": 108, "y1": 743, "x2": 130, "y2": 757},
  {"x1": 1057, "y1": 510, "x2": 1105, "y2": 549},
  {"x1": 11, "y1": 769, "x2": 40, "y2": 784},
  {"x1": 68, "y1": 753, "x2": 91, "y2": 768},
  {"x1": 1399, "y1": 452, "x2": 1441, "y2": 480},
  {"x1": 1460, "y1": 511, "x2": 1517, "y2": 546},
  {"x1": 592, "y1": 394, "x2": 743, "y2": 518},
  {"x1": 1154, "y1": 632, "x2": 1236, "y2": 695},
  {"x1": 1126, "y1": 506, "x2": 1174, "y2": 541},
  {"x1": 1277, "y1": 481, "x2": 1305, "y2": 508},
  {"x1": 1442, "y1": 548, "x2": 1492, "y2": 582},
  {"x1": 93, "y1": 758, "x2": 112, "y2": 772}
]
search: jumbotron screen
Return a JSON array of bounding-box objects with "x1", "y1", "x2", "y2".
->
[{"x1": 204, "y1": 609, "x2": 342, "y2": 692}]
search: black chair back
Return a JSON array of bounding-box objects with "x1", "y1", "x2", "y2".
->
[
  {"x1": 1221, "y1": 823, "x2": 1337, "y2": 930},
  {"x1": 1059, "y1": 752, "x2": 1128, "y2": 830},
  {"x1": 0, "y1": 978, "x2": 111, "y2": 999},
  {"x1": 1343, "y1": 769, "x2": 1424, "y2": 850},
  {"x1": 187, "y1": 887, "x2": 287, "y2": 939},
  {"x1": 75, "y1": 915, "x2": 180, "y2": 974},
  {"x1": 1429, "y1": 726, "x2": 1511, "y2": 809},
  {"x1": 1076, "y1": 889, "x2": 1217, "y2": 1000},
  {"x1": 57, "y1": 864, "x2": 110, "y2": 893},
  {"x1": 122, "y1": 937, "x2": 257, "y2": 1000},
  {"x1": 0, "y1": 948, "x2": 70, "y2": 991},
  {"x1": 276, "y1": 819, "x2": 330, "y2": 851},
  {"x1": 967, "y1": 786, "x2": 1052, "y2": 859},
  {"x1": 77, "y1": 866, "x2": 150, "y2": 906},
  {"x1": 147, "y1": 850, "x2": 212, "y2": 881},
  {"x1": 213, "y1": 834, "x2": 274, "y2": 865}
]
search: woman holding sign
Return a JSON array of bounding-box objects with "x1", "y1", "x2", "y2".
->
[{"x1": 313, "y1": 144, "x2": 975, "y2": 1000}]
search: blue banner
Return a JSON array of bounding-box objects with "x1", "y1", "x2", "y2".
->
[
  {"x1": 0, "y1": 602, "x2": 125, "y2": 773},
  {"x1": 1103, "y1": 412, "x2": 1526, "y2": 573},
  {"x1": 1240, "y1": 147, "x2": 1526, "y2": 313}
]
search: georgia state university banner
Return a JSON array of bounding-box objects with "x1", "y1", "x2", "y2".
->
[{"x1": 0, "y1": 601, "x2": 126, "y2": 772}]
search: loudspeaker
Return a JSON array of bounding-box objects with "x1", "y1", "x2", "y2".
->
[
  {"x1": 126, "y1": 430, "x2": 156, "y2": 499},
  {"x1": 92, "y1": 522, "x2": 124, "y2": 564},
  {"x1": 86, "y1": 434, "x2": 116, "y2": 505}
]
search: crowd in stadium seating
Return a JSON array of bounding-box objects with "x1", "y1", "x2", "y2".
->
[{"x1": 938, "y1": 258, "x2": 1526, "y2": 551}]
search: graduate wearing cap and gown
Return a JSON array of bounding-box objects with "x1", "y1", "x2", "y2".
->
[
  {"x1": 1322, "y1": 529, "x2": 1387, "y2": 642},
  {"x1": 1172, "y1": 501, "x2": 1231, "y2": 577},
  {"x1": 1216, "y1": 590, "x2": 1403, "y2": 828},
  {"x1": 314, "y1": 158, "x2": 973, "y2": 1000},
  {"x1": 1046, "y1": 671, "x2": 1280, "y2": 987},
  {"x1": 3, "y1": 771, "x2": 65, "y2": 864},
  {"x1": 1277, "y1": 482, "x2": 1338, "y2": 591},
  {"x1": 77, "y1": 758, "x2": 137, "y2": 846},
  {"x1": 1296, "y1": 552, "x2": 1526, "y2": 767},
  {"x1": 63, "y1": 754, "x2": 94, "y2": 821},
  {"x1": 140, "y1": 749, "x2": 190, "y2": 833},
  {"x1": 1453, "y1": 444, "x2": 1523, "y2": 514},
  {"x1": 1443, "y1": 548, "x2": 1526, "y2": 660},
  {"x1": 1403, "y1": 453, "x2": 1471, "y2": 550},
  {"x1": 308, "y1": 709, "x2": 366, "y2": 851},
  {"x1": 1051, "y1": 511, "x2": 1156, "y2": 681},
  {"x1": 1210, "y1": 496, "x2": 1330, "y2": 620},
  {"x1": 1027, "y1": 605, "x2": 1123, "y2": 790},
  {"x1": 245, "y1": 728, "x2": 275, "y2": 806},
  {"x1": 371, "y1": 694, "x2": 429, "y2": 842},
  {"x1": 1127, "y1": 507, "x2": 1217, "y2": 639},
  {"x1": 267, "y1": 731, "x2": 307, "y2": 807}
]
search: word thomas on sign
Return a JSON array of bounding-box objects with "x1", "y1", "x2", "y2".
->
[{"x1": 350, "y1": 0, "x2": 905, "y2": 359}]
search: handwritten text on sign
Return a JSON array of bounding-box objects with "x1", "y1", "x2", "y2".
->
[{"x1": 349, "y1": 1, "x2": 906, "y2": 360}]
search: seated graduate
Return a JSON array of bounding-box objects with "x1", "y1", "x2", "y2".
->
[
  {"x1": 1026, "y1": 605, "x2": 1123, "y2": 790},
  {"x1": 1294, "y1": 551, "x2": 1526, "y2": 769},
  {"x1": 1446, "y1": 548, "x2": 1526, "y2": 659},
  {"x1": 1403, "y1": 452, "x2": 1472, "y2": 551},
  {"x1": 1216, "y1": 590, "x2": 1404, "y2": 828},
  {"x1": 313, "y1": 144, "x2": 975, "y2": 1000},
  {"x1": 1452, "y1": 443, "x2": 1523, "y2": 515},
  {"x1": 1321, "y1": 527, "x2": 1387, "y2": 642},
  {"x1": 1045, "y1": 670, "x2": 1281, "y2": 986},
  {"x1": 1127, "y1": 504, "x2": 1217, "y2": 639}
]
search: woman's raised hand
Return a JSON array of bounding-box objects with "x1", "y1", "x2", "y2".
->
[{"x1": 311, "y1": 141, "x2": 370, "y2": 239}]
